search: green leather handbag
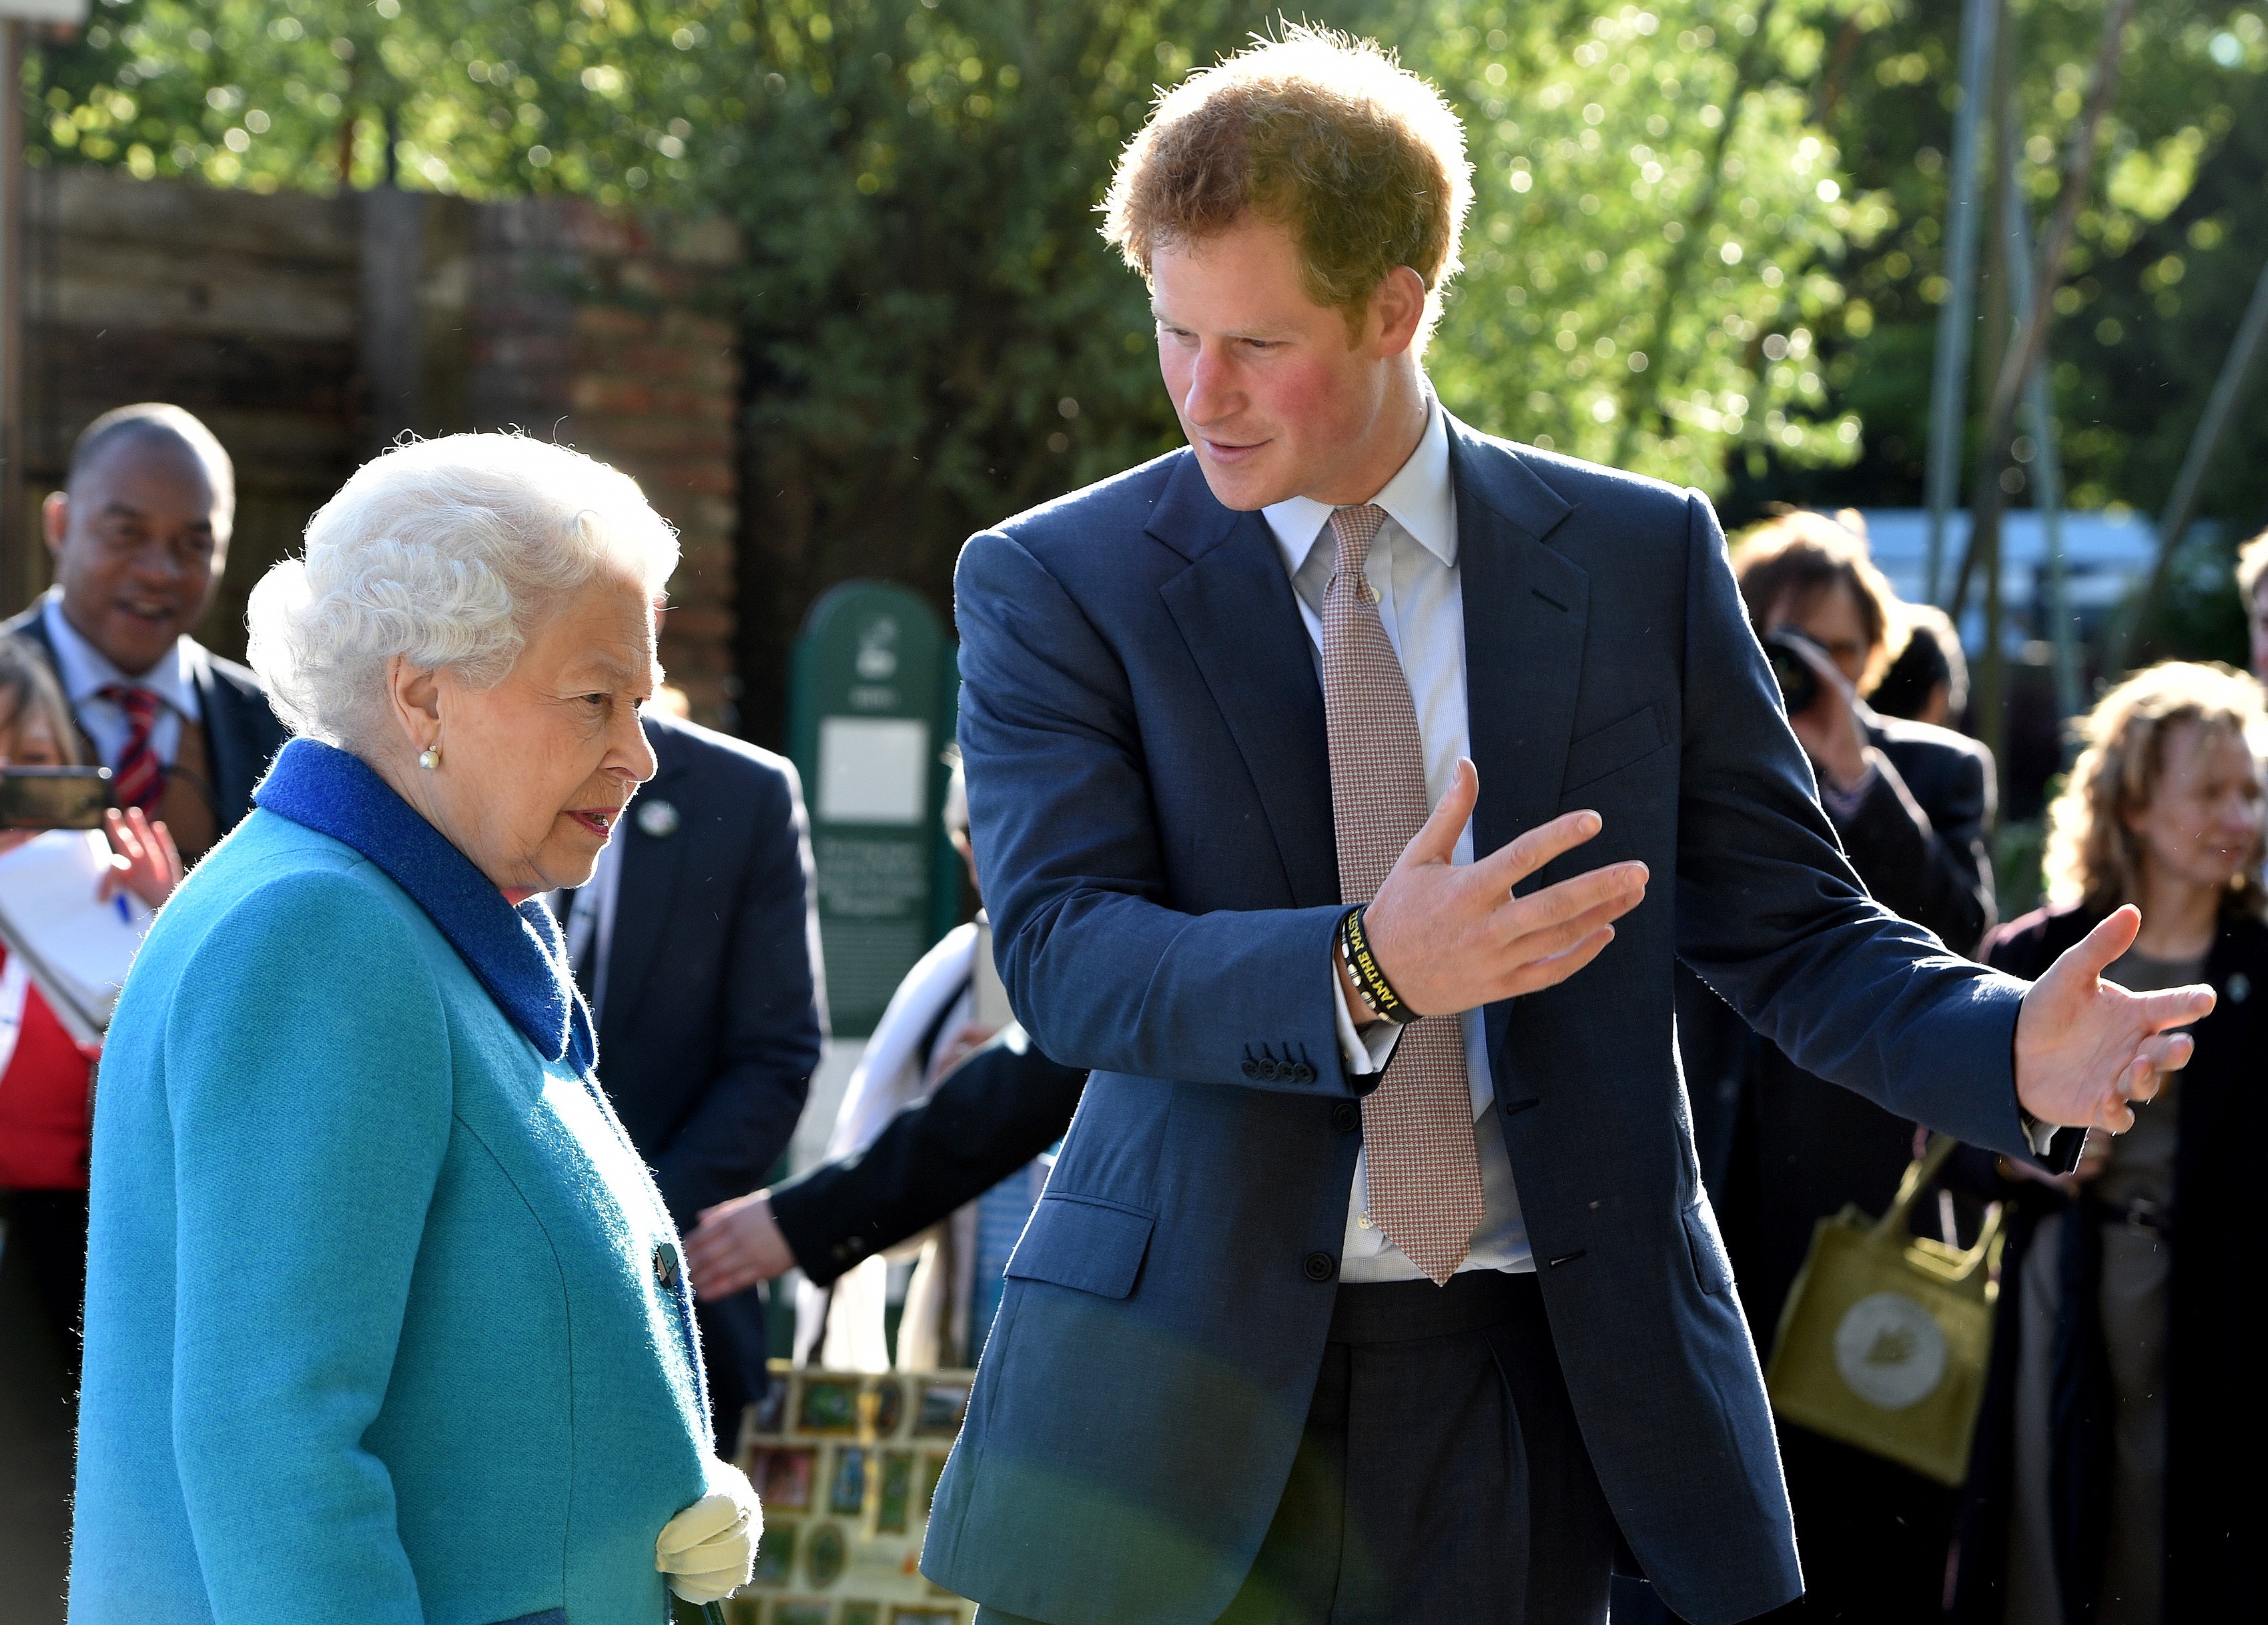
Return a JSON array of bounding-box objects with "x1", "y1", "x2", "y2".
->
[{"x1": 1764, "y1": 1135, "x2": 2003, "y2": 1486}]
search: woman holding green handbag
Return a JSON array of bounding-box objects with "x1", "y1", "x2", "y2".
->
[{"x1": 1951, "y1": 661, "x2": 2267, "y2": 1625}]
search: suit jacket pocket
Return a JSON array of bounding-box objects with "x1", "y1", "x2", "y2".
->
[
  {"x1": 1681, "y1": 1197, "x2": 1732, "y2": 1297},
  {"x1": 1563, "y1": 703, "x2": 1667, "y2": 794},
  {"x1": 1005, "y1": 1193, "x2": 1155, "y2": 1299}
]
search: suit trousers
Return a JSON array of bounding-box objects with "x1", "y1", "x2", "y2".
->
[{"x1": 975, "y1": 1271, "x2": 1615, "y2": 1625}]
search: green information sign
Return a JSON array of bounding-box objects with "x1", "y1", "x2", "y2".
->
[{"x1": 787, "y1": 581, "x2": 962, "y2": 1038}]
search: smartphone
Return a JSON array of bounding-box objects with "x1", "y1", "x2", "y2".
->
[{"x1": 0, "y1": 766, "x2": 114, "y2": 830}]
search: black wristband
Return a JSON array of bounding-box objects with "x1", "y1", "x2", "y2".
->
[{"x1": 1339, "y1": 906, "x2": 1421, "y2": 1026}]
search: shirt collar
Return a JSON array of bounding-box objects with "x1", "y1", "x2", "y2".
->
[
  {"x1": 40, "y1": 591, "x2": 202, "y2": 720},
  {"x1": 1261, "y1": 391, "x2": 1457, "y2": 577},
  {"x1": 253, "y1": 737, "x2": 595, "y2": 1070}
]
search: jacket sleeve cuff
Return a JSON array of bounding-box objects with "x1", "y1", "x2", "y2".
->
[
  {"x1": 762, "y1": 1178, "x2": 849, "y2": 1289},
  {"x1": 1329, "y1": 961, "x2": 1401, "y2": 1076}
]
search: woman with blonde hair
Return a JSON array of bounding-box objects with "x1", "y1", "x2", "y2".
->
[{"x1": 1953, "y1": 662, "x2": 2267, "y2": 1624}]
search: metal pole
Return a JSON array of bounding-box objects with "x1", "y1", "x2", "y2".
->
[
  {"x1": 2001, "y1": 113, "x2": 2082, "y2": 725},
  {"x1": 1924, "y1": 0, "x2": 2000, "y2": 605},
  {"x1": 2110, "y1": 252, "x2": 2268, "y2": 673}
]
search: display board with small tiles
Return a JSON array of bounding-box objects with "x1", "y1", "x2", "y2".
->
[{"x1": 725, "y1": 1362, "x2": 976, "y2": 1625}]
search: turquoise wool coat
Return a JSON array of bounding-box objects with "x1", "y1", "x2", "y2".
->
[{"x1": 71, "y1": 740, "x2": 719, "y2": 1625}]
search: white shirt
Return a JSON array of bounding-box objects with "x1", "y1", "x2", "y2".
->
[
  {"x1": 554, "y1": 832, "x2": 625, "y2": 1019},
  {"x1": 1261, "y1": 395, "x2": 1534, "y2": 1280},
  {"x1": 41, "y1": 592, "x2": 202, "y2": 771}
]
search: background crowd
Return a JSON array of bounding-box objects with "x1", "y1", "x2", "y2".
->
[{"x1": 1, "y1": 2, "x2": 2265, "y2": 1622}]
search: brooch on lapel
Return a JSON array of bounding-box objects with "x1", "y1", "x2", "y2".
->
[{"x1": 637, "y1": 799, "x2": 681, "y2": 838}]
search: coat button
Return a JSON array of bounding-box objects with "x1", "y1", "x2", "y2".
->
[
  {"x1": 1303, "y1": 1251, "x2": 1337, "y2": 1282},
  {"x1": 653, "y1": 1242, "x2": 681, "y2": 1291},
  {"x1": 1332, "y1": 1101, "x2": 1360, "y2": 1132}
]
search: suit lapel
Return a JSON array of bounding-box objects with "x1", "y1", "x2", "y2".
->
[
  {"x1": 600, "y1": 721, "x2": 693, "y2": 1043},
  {"x1": 178, "y1": 640, "x2": 243, "y2": 824},
  {"x1": 1447, "y1": 421, "x2": 1587, "y2": 1065},
  {"x1": 1151, "y1": 456, "x2": 1338, "y2": 910}
]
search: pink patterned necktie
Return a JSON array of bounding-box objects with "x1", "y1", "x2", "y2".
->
[
  {"x1": 97, "y1": 685, "x2": 165, "y2": 811},
  {"x1": 1321, "y1": 504, "x2": 1483, "y2": 1284}
]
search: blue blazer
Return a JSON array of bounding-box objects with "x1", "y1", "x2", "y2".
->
[
  {"x1": 71, "y1": 741, "x2": 715, "y2": 1625},
  {"x1": 926, "y1": 422, "x2": 2036, "y2": 1625}
]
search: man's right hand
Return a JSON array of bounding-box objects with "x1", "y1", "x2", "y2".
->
[
  {"x1": 686, "y1": 1191, "x2": 797, "y2": 1300},
  {"x1": 1351, "y1": 759, "x2": 1649, "y2": 1022}
]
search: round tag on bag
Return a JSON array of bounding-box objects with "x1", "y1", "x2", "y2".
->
[{"x1": 1832, "y1": 1291, "x2": 1948, "y2": 1409}]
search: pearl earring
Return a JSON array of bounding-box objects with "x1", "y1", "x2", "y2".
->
[{"x1": 418, "y1": 746, "x2": 441, "y2": 770}]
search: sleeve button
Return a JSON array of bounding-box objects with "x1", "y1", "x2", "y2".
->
[
  {"x1": 1242, "y1": 1060, "x2": 1260, "y2": 1078},
  {"x1": 1302, "y1": 1251, "x2": 1337, "y2": 1283}
]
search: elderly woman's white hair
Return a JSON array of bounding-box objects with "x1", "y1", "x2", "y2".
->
[{"x1": 248, "y1": 434, "x2": 679, "y2": 749}]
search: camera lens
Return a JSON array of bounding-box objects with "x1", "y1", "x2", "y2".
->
[{"x1": 1764, "y1": 635, "x2": 1820, "y2": 717}]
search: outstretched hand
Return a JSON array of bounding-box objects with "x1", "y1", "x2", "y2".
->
[
  {"x1": 686, "y1": 1190, "x2": 796, "y2": 1301},
  {"x1": 2014, "y1": 905, "x2": 2213, "y2": 1132},
  {"x1": 1351, "y1": 759, "x2": 1649, "y2": 1021}
]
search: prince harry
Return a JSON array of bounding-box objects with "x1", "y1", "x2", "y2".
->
[{"x1": 929, "y1": 29, "x2": 2201, "y2": 1625}]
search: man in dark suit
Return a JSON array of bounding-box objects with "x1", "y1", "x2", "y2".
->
[
  {"x1": 929, "y1": 31, "x2": 2205, "y2": 1625},
  {"x1": 560, "y1": 705, "x2": 825, "y2": 1455},
  {"x1": 1, "y1": 404, "x2": 286, "y2": 858},
  {"x1": 1677, "y1": 514, "x2": 1998, "y2": 1621}
]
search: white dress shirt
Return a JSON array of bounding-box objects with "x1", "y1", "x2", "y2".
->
[
  {"x1": 40, "y1": 592, "x2": 202, "y2": 771},
  {"x1": 552, "y1": 831, "x2": 625, "y2": 1019},
  {"x1": 1261, "y1": 394, "x2": 1534, "y2": 1281}
]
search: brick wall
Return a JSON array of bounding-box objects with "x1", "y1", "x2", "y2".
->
[
  {"x1": 17, "y1": 168, "x2": 360, "y2": 655},
  {"x1": 464, "y1": 200, "x2": 744, "y2": 728},
  {"x1": 11, "y1": 171, "x2": 744, "y2": 731}
]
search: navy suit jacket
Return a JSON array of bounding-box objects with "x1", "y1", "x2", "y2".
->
[
  {"x1": 596, "y1": 711, "x2": 825, "y2": 1224},
  {"x1": 928, "y1": 419, "x2": 2039, "y2": 1625}
]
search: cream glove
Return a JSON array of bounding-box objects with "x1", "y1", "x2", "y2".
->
[{"x1": 656, "y1": 1459, "x2": 763, "y2": 1604}]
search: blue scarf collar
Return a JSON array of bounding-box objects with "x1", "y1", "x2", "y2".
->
[{"x1": 254, "y1": 737, "x2": 595, "y2": 1072}]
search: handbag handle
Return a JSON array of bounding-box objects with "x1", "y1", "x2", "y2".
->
[
  {"x1": 1870, "y1": 1133, "x2": 1960, "y2": 1243},
  {"x1": 1872, "y1": 1133, "x2": 2002, "y2": 1285}
]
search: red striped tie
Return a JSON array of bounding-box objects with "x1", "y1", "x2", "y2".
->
[{"x1": 97, "y1": 685, "x2": 166, "y2": 811}]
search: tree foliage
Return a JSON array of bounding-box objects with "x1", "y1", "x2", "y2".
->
[
  {"x1": 26, "y1": 0, "x2": 2268, "y2": 642},
  {"x1": 1426, "y1": 0, "x2": 1872, "y2": 489},
  {"x1": 29, "y1": 0, "x2": 741, "y2": 200},
  {"x1": 1731, "y1": 0, "x2": 2268, "y2": 534}
]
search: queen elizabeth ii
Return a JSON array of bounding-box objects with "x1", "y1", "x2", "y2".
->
[{"x1": 69, "y1": 434, "x2": 758, "y2": 1623}]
